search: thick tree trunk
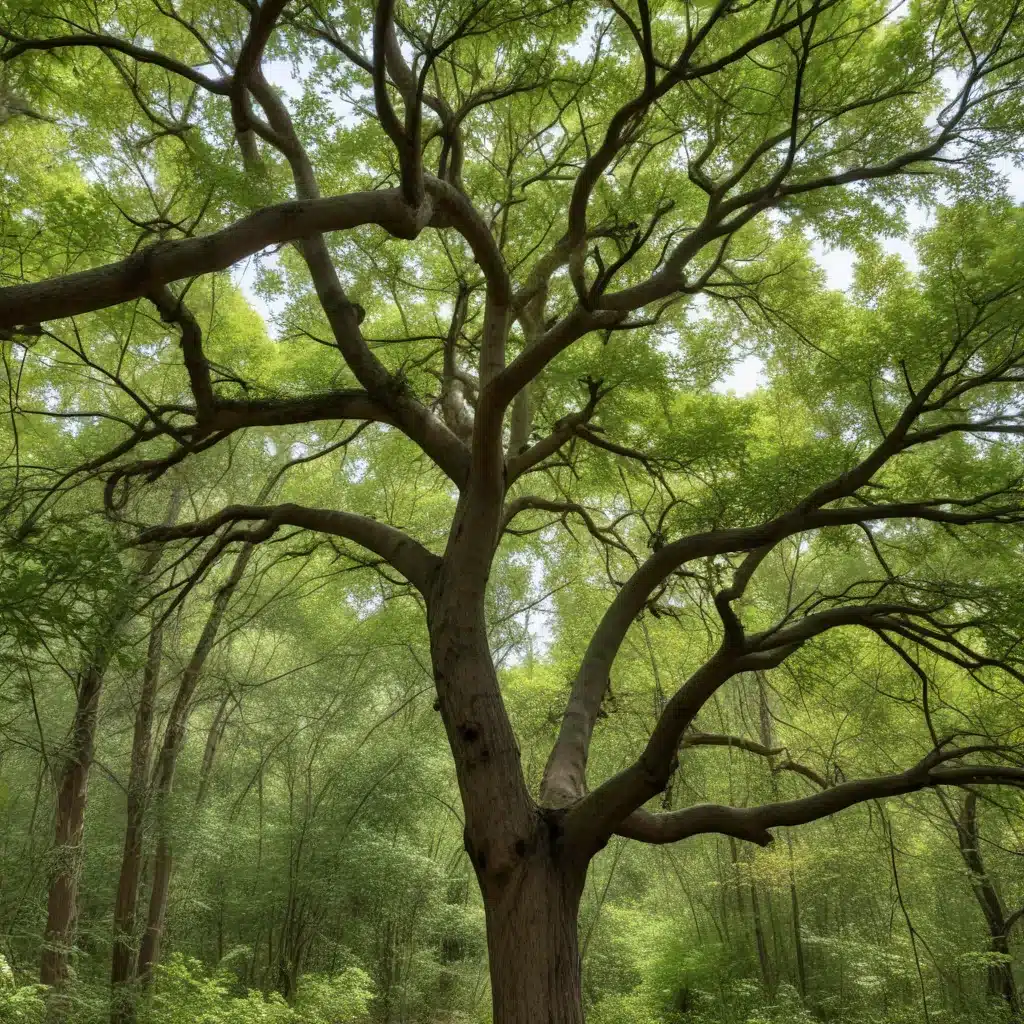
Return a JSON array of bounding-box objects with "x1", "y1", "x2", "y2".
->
[
  {"x1": 136, "y1": 834, "x2": 171, "y2": 984},
  {"x1": 480, "y1": 827, "x2": 586, "y2": 1024},
  {"x1": 427, "y1": 544, "x2": 591, "y2": 1024},
  {"x1": 110, "y1": 621, "x2": 163, "y2": 1024}
]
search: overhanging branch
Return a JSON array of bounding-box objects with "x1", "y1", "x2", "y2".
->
[
  {"x1": 615, "y1": 759, "x2": 1024, "y2": 847},
  {"x1": 138, "y1": 502, "x2": 440, "y2": 594}
]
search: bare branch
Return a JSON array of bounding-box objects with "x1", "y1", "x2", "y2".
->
[
  {"x1": 138, "y1": 503, "x2": 441, "y2": 594},
  {"x1": 617, "y1": 757, "x2": 1024, "y2": 847}
]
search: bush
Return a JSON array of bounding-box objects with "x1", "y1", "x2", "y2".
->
[
  {"x1": 293, "y1": 969, "x2": 374, "y2": 1024},
  {"x1": 0, "y1": 956, "x2": 46, "y2": 1024},
  {"x1": 146, "y1": 955, "x2": 372, "y2": 1024}
]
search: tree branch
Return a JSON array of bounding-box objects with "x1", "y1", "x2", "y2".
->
[
  {"x1": 138, "y1": 503, "x2": 441, "y2": 594},
  {"x1": 616, "y1": 758, "x2": 1024, "y2": 847},
  {"x1": 0, "y1": 191, "x2": 426, "y2": 329}
]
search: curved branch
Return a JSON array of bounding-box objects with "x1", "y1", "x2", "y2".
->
[
  {"x1": 230, "y1": 0, "x2": 292, "y2": 138},
  {"x1": 138, "y1": 502, "x2": 440, "y2": 593},
  {"x1": 616, "y1": 760, "x2": 1024, "y2": 847},
  {"x1": 682, "y1": 731, "x2": 783, "y2": 758},
  {"x1": 542, "y1": 469, "x2": 1024, "y2": 810},
  {"x1": 0, "y1": 191, "x2": 425, "y2": 329},
  {"x1": 681, "y1": 731, "x2": 828, "y2": 789},
  {"x1": 0, "y1": 29, "x2": 230, "y2": 93}
]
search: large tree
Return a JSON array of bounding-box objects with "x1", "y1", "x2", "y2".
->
[{"x1": 3, "y1": 0, "x2": 1024, "y2": 1020}]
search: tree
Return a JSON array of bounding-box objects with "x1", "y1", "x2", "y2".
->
[
  {"x1": 3, "y1": 1, "x2": 1024, "y2": 1020},
  {"x1": 945, "y1": 791, "x2": 1024, "y2": 1015},
  {"x1": 41, "y1": 492, "x2": 179, "y2": 993}
]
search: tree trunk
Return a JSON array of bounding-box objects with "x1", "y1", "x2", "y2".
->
[
  {"x1": 749, "y1": 877, "x2": 773, "y2": 995},
  {"x1": 988, "y1": 930, "x2": 1017, "y2": 1015},
  {"x1": 955, "y1": 792, "x2": 1020, "y2": 1015},
  {"x1": 41, "y1": 489, "x2": 179, "y2": 992},
  {"x1": 195, "y1": 692, "x2": 233, "y2": 808},
  {"x1": 40, "y1": 658, "x2": 104, "y2": 989},
  {"x1": 480, "y1": 831, "x2": 586, "y2": 1024},
  {"x1": 110, "y1": 621, "x2": 164, "y2": 1024},
  {"x1": 788, "y1": 837, "x2": 807, "y2": 998},
  {"x1": 137, "y1": 542, "x2": 255, "y2": 984},
  {"x1": 427, "y1": 546, "x2": 589, "y2": 1024}
]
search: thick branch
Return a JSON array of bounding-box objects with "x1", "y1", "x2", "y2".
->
[
  {"x1": 616, "y1": 761, "x2": 1024, "y2": 847},
  {"x1": 0, "y1": 29, "x2": 230, "y2": 93},
  {"x1": 0, "y1": 191, "x2": 425, "y2": 329},
  {"x1": 540, "y1": 490, "x2": 1024, "y2": 810}
]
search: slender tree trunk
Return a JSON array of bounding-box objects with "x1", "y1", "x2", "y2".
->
[
  {"x1": 110, "y1": 621, "x2": 164, "y2": 1024},
  {"x1": 137, "y1": 542, "x2": 255, "y2": 985},
  {"x1": 41, "y1": 489, "x2": 179, "y2": 993},
  {"x1": 788, "y1": 836, "x2": 807, "y2": 998},
  {"x1": 40, "y1": 658, "x2": 104, "y2": 989},
  {"x1": 195, "y1": 692, "x2": 233, "y2": 808},
  {"x1": 955, "y1": 793, "x2": 1020, "y2": 1015},
  {"x1": 750, "y1": 877, "x2": 773, "y2": 995}
]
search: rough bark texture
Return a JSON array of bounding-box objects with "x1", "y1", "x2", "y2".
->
[
  {"x1": 480, "y1": 823, "x2": 586, "y2": 1024},
  {"x1": 427, "y1": 527, "x2": 590, "y2": 1022},
  {"x1": 136, "y1": 833, "x2": 172, "y2": 985}
]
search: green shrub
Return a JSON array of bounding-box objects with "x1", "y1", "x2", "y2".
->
[
  {"x1": 293, "y1": 969, "x2": 374, "y2": 1024},
  {"x1": 148, "y1": 955, "x2": 295, "y2": 1024},
  {"x1": 0, "y1": 956, "x2": 46, "y2": 1024},
  {"x1": 145, "y1": 955, "x2": 372, "y2": 1024}
]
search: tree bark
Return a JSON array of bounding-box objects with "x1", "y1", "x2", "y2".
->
[
  {"x1": 195, "y1": 692, "x2": 233, "y2": 808},
  {"x1": 788, "y1": 836, "x2": 807, "y2": 999},
  {"x1": 479, "y1": 826, "x2": 586, "y2": 1024},
  {"x1": 955, "y1": 793, "x2": 1020, "y2": 1015},
  {"x1": 40, "y1": 657, "x2": 105, "y2": 990},
  {"x1": 427, "y1": 547, "x2": 589, "y2": 1023},
  {"x1": 110, "y1": 621, "x2": 164, "y2": 1024},
  {"x1": 40, "y1": 490, "x2": 180, "y2": 992},
  {"x1": 750, "y1": 879, "x2": 773, "y2": 995}
]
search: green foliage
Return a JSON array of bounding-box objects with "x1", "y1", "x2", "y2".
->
[
  {"x1": 292, "y1": 970, "x2": 375, "y2": 1024},
  {"x1": 3, "y1": 0, "x2": 1024, "y2": 1021},
  {"x1": 149, "y1": 957, "x2": 372, "y2": 1024},
  {"x1": 0, "y1": 958, "x2": 46, "y2": 1024}
]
